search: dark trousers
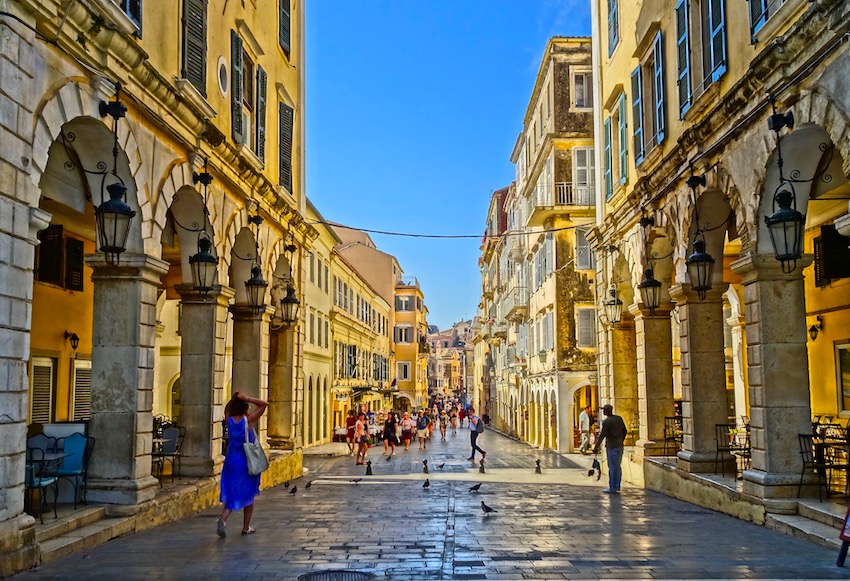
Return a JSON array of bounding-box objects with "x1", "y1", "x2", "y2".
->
[{"x1": 470, "y1": 432, "x2": 485, "y2": 458}]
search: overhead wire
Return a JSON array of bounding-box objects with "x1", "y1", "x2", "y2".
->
[{"x1": 305, "y1": 219, "x2": 580, "y2": 240}]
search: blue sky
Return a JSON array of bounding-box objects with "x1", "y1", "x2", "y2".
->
[{"x1": 305, "y1": 1, "x2": 592, "y2": 331}]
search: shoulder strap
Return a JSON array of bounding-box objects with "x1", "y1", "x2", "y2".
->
[{"x1": 244, "y1": 416, "x2": 250, "y2": 443}]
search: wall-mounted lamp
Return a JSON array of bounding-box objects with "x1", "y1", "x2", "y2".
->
[
  {"x1": 764, "y1": 100, "x2": 804, "y2": 273},
  {"x1": 94, "y1": 82, "x2": 136, "y2": 264},
  {"x1": 684, "y1": 174, "x2": 715, "y2": 300},
  {"x1": 188, "y1": 159, "x2": 218, "y2": 295},
  {"x1": 808, "y1": 316, "x2": 823, "y2": 341},
  {"x1": 638, "y1": 215, "x2": 662, "y2": 312},
  {"x1": 234, "y1": 213, "x2": 268, "y2": 314},
  {"x1": 603, "y1": 285, "x2": 623, "y2": 326},
  {"x1": 64, "y1": 331, "x2": 80, "y2": 351},
  {"x1": 279, "y1": 242, "x2": 301, "y2": 325}
]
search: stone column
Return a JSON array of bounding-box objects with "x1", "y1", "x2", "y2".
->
[
  {"x1": 671, "y1": 284, "x2": 733, "y2": 473},
  {"x1": 267, "y1": 324, "x2": 300, "y2": 449},
  {"x1": 609, "y1": 319, "x2": 639, "y2": 444},
  {"x1": 732, "y1": 253, "x2": 813, "y2": 508},
  {"x1": 229, "y1": 305, "x2": 272, "y2": 441},
  {"x1": 727, "y1": 310, "x2": 749, "y2": 421},
  {"x1": 85, "y1": 254, "x2": 168, "y2": 505},
  {"x1": 175, "y1": 284, "x2": 234, "y2": 476},
  {"x1": 629, "y1": 304, "x2": 675, "y2": 457}
]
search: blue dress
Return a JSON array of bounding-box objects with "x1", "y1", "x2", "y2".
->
[{"x1": 220, "y1": 416, "x2": 261, "y2": 510}]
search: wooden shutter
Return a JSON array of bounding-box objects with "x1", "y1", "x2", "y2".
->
[
  {"x1": 709, "y1": 0, "x2": 726, "y2": 82},
  {"x1": 230, "y1": 31, "x2": 244, "y2": 143},
  {"x1": 577, "y1": 309, "x2": 596, "y2": 348},
  {"x1": 37, "y1": 225, "x2": 63, "y2": 285},
  {"x1": 603, "y1": 117, "x2": 613, "y2": 199},
  {"x1": 30, "y1": 357, "x2": 54, "y2": 424},
  {"x1": 256, "y1": 65, "x2": 267, "y2": 161},
  {"x1": 72, "y1": 359, "x2": 92, "y2": 421},
  {"x1": 653, "y1": 31, "x2": 666, "y2": 145},
  {"x1": 279, "y1": 102, "x2": 294, "y2": 191},
  {"x1": 822, "y1": 225, "x2": 850, "y2": 280},
  {"x1": 676, "y1": 0, "x2": 692, "y2": 117},
  {"x1": 618, "y1": 95, "x2": 627, "y2": 184},
  {"x1": 814, "y1": 234, "x2": 827, "y2": 287},
  {"x1": 279, "y1": 0, "x2": 291, "y2": 56},
  {"x1": 123, "y1": 0, "x2": 142, "y2": 33},
  {"x1": 65, "y1": 237, "x2": 84, "y2": 291},
  {"x1": 750, "y1": 0, "x2": 769, "y2": 35},
  {"x1": 631, "y1": 66, "x2": 644, "y2": 164},
  {"x1": 182, "y1": 0, "x2": 207, "y2": 97},
  {"x1": 576, "y1": 229, "x2": 592, "y2": 270},
  {"x1": 607, "y1": 0, "x2": 618, "y2": 56}
]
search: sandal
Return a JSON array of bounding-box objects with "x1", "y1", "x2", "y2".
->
[{"x1": 241, "y1": 527, "x2": 256, "y2": 535}]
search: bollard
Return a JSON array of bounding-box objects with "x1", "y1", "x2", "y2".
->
[{"x1": 365, "y1": 460, "x2": 372, "y2": 475}]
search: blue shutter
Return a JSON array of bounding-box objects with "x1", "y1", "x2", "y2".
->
[
  {"x1": 709, "y1": 0, "x2": 726, "y2": 82},
  {"x1": 631, "y1": 66, "x2": 644, "y2": 165},
  {"x1": 608, "y1": 0, "x2": 619, "y2": 56},
  {"x1": 653, "y1": 31, "x2": 666, "y2": 145},
  {"x1": 749, "y1": 0, "x2": 768, "y2": 37},
  {"x1": 618, "y1": 95, "x2": 627, "y2": 185},
  {"x1": 676, "y1": 0, "x2": 692, "y2": 117},
  {"x1": 603, "y1": 117, "x2": 613, "y2": 199}
]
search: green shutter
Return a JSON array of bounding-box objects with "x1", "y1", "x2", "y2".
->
[
  {"x1": 256, "y1": 65, "x2": 267, "y2": 162},
  {"x1": 279, "y1": 102, "x2": 294, "y2": 191},
  {"x1": 279, "y1": 0, "x2": 291, "y2": 56},
  {"x1": 65, "y1": 237, "x2": 84, "y2": 291},
  {"x1": 182, "y1": 0, "x2": 207, "y2": 97},
  {"x1": 230, "y1": 31, "x2": 244, "y2": 143},
  {"x1": 37, "y1": 225, "x2": 63, "y2": 285}
]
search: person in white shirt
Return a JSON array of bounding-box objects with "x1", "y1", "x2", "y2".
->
[{"x1": 578, "y1": 404, "x2": 592, "y2": 454}]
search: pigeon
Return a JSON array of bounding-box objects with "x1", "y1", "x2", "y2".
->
[
  {"x1": 289, "y1": 486, "x2": 297, "y2": 495},
  {"x1": 423, "y1": 479, "x2": 430, "y2": 489},
  {"x1": 350, "y1": 478, "x2": 362, "y2": 484},
  {"x1": 284, "y1": 480, "x2": 290, "y2": 488},
  {"x1": 480, "y1": 501, "x2": 497, "y2": 515},
  {"x1": 386, "y1": 455, "x2": 392, "y2": 462},
  {"x1": 469, "y1": 483, "x2": 482, "y2": 493},
  {"x1": 305, "y1": 481, "x2": 313, "y2": 489},
  {"x1": 438, "y1": 463, "x2": 446, "y2": 470}
]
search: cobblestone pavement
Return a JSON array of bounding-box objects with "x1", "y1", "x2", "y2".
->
[{"x1": 14, "y1": 426, "x2": 848, "y2": 580}]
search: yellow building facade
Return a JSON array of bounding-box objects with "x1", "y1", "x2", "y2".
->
[{"x1": 394, "y1": 277, "x2": 429, "y2": 410}]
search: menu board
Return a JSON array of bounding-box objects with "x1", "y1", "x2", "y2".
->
[{"x1": 841, "y1": 507, "x2": 850, "y2": 543}]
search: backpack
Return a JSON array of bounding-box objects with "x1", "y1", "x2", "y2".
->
[{"x1": 475, "y1": 416, "x2": 485, "y2": 433}]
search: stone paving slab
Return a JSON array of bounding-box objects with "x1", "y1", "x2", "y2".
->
[{"x1": 12, "y1": 429, "x2": 849, "y2": 580}]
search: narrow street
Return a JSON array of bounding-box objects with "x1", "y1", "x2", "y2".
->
[{"x1": 14, "y1": 428, "x2": 844, "y2": 580}]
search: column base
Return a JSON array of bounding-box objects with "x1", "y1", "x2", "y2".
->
[
  {"x1": 677, "y1": 450, "x2": 737, "y2": 474},
  {"x1": 86, "y1": 475, "x2": 159, "y2": 505},
  {"x1": 742, "y1": 468, "x2": 807, "y2": 503},
  {"x1": 179, "y1": 455, "x2": 224, "y2": 477},
  {"x1": 636, "y1": 439, "x2": 666, "y2": 456},
  {"x1": 268, "y1": 437, "x2": 296, "y2": 450}
]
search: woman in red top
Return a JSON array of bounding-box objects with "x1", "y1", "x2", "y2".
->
[
  {"x1": 458, "y1": 408, "x2": 466, "y2": 428},
  {"x1": 345, "y1": 410, "x2": 357, "y2": 456}
]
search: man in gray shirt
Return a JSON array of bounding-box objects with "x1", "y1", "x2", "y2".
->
[{"x1": 592, "y1": 404, "x2": 627, "y2": 493}]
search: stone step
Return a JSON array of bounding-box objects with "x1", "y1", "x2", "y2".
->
[
  {"x1": 39, "y1": 516, "x2": 136, "y2": 564},
  {"x1": 797, "y1": 498, "x2": 847, "y2": 529},
  {"x1": 765, "y1": 513, "x2": 843, "y2": 551},
  {"x1": 36, "y1": 506, "x2": 107, "y2": 544}
]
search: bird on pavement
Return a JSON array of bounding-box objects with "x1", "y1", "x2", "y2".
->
[
  {"x1": 284, "y1": 480, "x2": 290, "y2": 488},
  {"x1": 305, "y1": 481, "x2": 313, "y2": 489},
  {"x1": 469, "y1": 483, "x2": 482, "y2": 492},
  {"x1": 386, "y1": 454, "x2": 392, "y2": 462},
  {"x1": 480, "y1": 501, "x2": 497, "y2": 515},
  {"x1": 289, "y1": 486, "x2": 297, "y2": 495},
  {"x1": 423, "y1": 479, "x2": 430, "y2": 489},
  {"x1": 438, "y1": 463, "x2": 446, "y2": 470},
  {"x1": 350, "y1": 478, "x2": 362, "y2": 484}
]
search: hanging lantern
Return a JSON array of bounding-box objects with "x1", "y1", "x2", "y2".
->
[
  {"x1": 764, "y1": 184, "x2": 805, "y2": 273},
  {"x1": 245, "y1": 264, "x2": 268, "y2": 313},
  {"x1": 95, "y1": 181, "x2": 136, "y2": 264},
  {"x1": 638, "y1": 268, "x2": 662, "y2": 312},
  {"x1": 685, "y1": 238, "x2": 715, "y2": 300},
  {"x1": 190, "y1": 234, "x2": 218, "y2": 294},
  {"x1": 603, "y1": 285, "x2": 623, "y2": 326},
  {"x1": 280, "y1": 285, "x2": 300, "y2": 325}
]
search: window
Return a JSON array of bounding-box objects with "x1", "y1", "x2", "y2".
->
[
  {"x1": 308, "y1": 252, "x2": 315, "y2": 283},
  {"x1": 279, "y1": 102, "x2": 294, "y2": 191},
  {"x1": 575, "y1": 229, "x2": 596, "y2": 271},
  {"x1": 677, "y1": 0, "x2": 727, "y2": 115},
  {"x1": 573, "y1": 147, "x2": 595, "y2": 205},
  {"x1": 316, "y1": 258, "x2": 322, "y2": 288},
  {"x1": 748, "y1": 0, "x2": 788, "y2": 37},
  {"x1": 316, "y1": 313, "x2": 322, "y2": 346},
  {"x1": 577, "y1": 308, "x2": 597, "y2": 348},
  {"x1": 343, "y1": 283, "x2": 349, "y2": 310},
  {"x1": 279, "y1": 0, "x2": 291, "y2": 56},
  {"x1": 838, "y1": 343, "x2": 850, "y2": 414},
  {"x1": 324, "y1": 264, "x2": 329, "y2": 293},
  {"x1": 572, "y1": 71, "x2": 593, "y2": 110},
  {"x1": 309, "y1": 312, "x2": 315, "y2": 344},
  {"x1": 397, "y1": 361, "x2": 411, "y2": 381},
  {"x1": 632, "y1": 31, "x2": 666, "y2": 164},
  {"x1": 603, "y1": 117, "x2": 613, "y2": 200},
  {"x1": 117, "y1": 0, "x2": 142, "y2": 33},
  {"x1": 617, "y1": 94, "x2": 627, "y2": 184},
  {"x1": 181, "y1": 0, "x2": 207, "y2": 96},
  {"x1": 30, "y1": 356, "x2": 55, "y2": 424},
  {"x1": 394, "y1": 325, "x2": 414, "y2": 344},
  {"x1": 395, "y1": 295, "x2": 413, "y2": 311},
  {"x1": 72, "y1": 358, "x2": 92, "y2": 421},
  {"x1": 324, "y1": 320, "x2": 329, "y2": 348},
  {"x1": 230, "y1": 31, "x2": 268, "y2": 161},
  {"x1": 35, "y1": 225, "x2": 85, "y2": 291},
  {"x1": 607, "y1": 0, "x2": 619, "y2": 56}
]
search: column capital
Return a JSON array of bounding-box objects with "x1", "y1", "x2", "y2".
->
[
  {"x1": 730, "y1": 252, "x2": 813, "y2": 284},
  {"x1": 627, "y1": 302, "x2": 674, "y2": 319},
  {"x1": 175, "y1": 284, "x2": 235, "y2": 305},
  {"x1": 85, "y1": 252, "x2": 169, "y2": 282},
  {"x1": 669, "y1": 283, "x2": 729, "y2": 305}
]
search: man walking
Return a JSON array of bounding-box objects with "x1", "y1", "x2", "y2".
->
[
  {"x1": 593, "y1": 404, "x2": 627, "y2": 493},
  {"x1": 467, "y1": 407, "x2": 486, "y2": 462},
  {"x1": 578, "y1": 404, "x2": 592, "y2": 454}
]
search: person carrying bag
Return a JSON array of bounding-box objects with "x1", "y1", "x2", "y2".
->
[{"x1": 243, "y1": 417, "x2": 268, "y2": 475}]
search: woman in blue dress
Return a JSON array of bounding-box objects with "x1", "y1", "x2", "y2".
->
[{"x1": 217, "y1": 391, "x2": 267, "y2": 537}]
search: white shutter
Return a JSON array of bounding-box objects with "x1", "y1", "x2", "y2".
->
[
  {"x1": 574, "y1": 147, "x2": 595, "y2": 205},
  {"x1": 577, "y1": 308, "x2": 597, "y2": 348},
  {"x1": 547, "y1": 312, "x2": 555, "y2": 350},
  {"x1": 72, "y1": 359, "x2": 92, "y2": 421},
  {"x1": 30, "y1": 357, "x2": 54, "y2": 424}
]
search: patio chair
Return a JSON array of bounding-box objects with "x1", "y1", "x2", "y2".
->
[
  {"x1": 26, "y1": 433, "x2": 57, "y2": 454},
  {"x1": 153, "y1": 425, "x2": 185, "y2": 485},
  {"x1": 798, "y1": 433, "x2": 830, "y2": 501},
  {"x1": 715, "y1": 423, "x2": 747, "y2": 477},
  {"x1": 663, "y1": 416, "x2": 683, "y2": 457},
  {"x1": 25, "y1": 447, "x2": 58, "y2": 523},
  {"x1": 45, "y1": 432, "x2": 94, "y2": 508}
]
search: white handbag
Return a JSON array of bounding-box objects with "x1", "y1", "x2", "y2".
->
[{"x1": 242, "y1": 418, "x2": 269, "y2": 475}]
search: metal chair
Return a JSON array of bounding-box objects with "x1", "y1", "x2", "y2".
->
[
  {"x1": 798, "y1": 433, "x2": 830, "y2": 501},
  {"x1": 26, "y1": 433, "x2": 58, "y2": 454},
  {"x1": 25, "y1": 447, "x2": 59, "y2": 523},
  {"x1": 45, "y1": 433, "x2": 94, "y2": 508},
  {"x1": 715, "y1": 423, "x2": 749, "y2": 477},
  {"x1": 663, "y1": 416, "x2": 683, "y2": 457},
  {"x1": 153, "y1": 425, "x2": 185, "y2": 485}
]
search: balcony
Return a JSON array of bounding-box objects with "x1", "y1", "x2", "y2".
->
[
  {"x1": 504, "y1": 286, "x2": 528, "y2": 322},
  {"x1": 397, "y1": 276, "x2": 420, "y2": 289},
  {"x1": 493, "y1": 321, "x2": 508, "y2": 339},
  {"x1": 526, "y1": 182, "x2": 595, "y2": 227}
]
